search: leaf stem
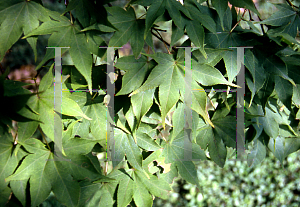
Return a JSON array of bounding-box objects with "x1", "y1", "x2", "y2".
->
[
  {"x1": 137, "y1": 13, "x2": 146, "y2": 19},
  {"x1": 230, "y1": 9, "x2": 247, "y2": 33},
  {"x1": 285, "y1": 0, "x2": 298, "y2": 8},
  {"x1": 151, "y1": 28, "x2": 170, "y2": 47},
  {"x1": 69, "y1": 11, "x2": 73, "y2": 24},
  {"x1": 206, "y1": 0, "x2": 210, "y2": 7},
  {"x1": 151, "y1": 28, "x2": 171, "y2": 54}
]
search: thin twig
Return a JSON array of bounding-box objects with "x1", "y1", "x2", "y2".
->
[
  {"x1": 151, "y1": 29, "x2": 171, "y2": 54},
  {"x1": 157, "y1": 127, "x2": 167, "y2": 142},
  {"x1": 206, "y1": 0, "x2": 210, "y2": 7},
  {"x1": 248, "y1": 9, "x2": 253, "y2": 21},
  {"x1": 230, "y1": 9, "x2": 247, "y2": 33},
  {"x1": 155, "y1": 29, "x2": 171, "y2": 54},
  {"x1": 151, "y1": 28, "x2": 170, "y2": 47},
  {"x1": 286, "y1": 0, "x2": 299, "y2": 8},
  {"x1": 154, "y1": 28, "x2": 167, "y2": 32},
  {"x1": 137, "y1": 13, "x2": 146, "y2": 19}
]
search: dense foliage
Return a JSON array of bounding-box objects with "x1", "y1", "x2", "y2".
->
[
  {"x1": 0, "y1": 0, "x2": 300, "y2": 206},
  {"x1": 154, "y1": 149, "x2": 300, "y2": 206}
]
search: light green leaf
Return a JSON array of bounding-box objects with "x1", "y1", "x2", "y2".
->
[
  {"x1": 136, "y1": 131, "x2": 160, "y2": 151},
  {"x1": 62, "y1": 97, "x2": 92, "y2": 120},
  {"x1": 115, "y1": 55, "x2": 155, "y2": 96},
  {"x1": 172, "y1": 102, "x2": 185, "y2": 139},
  {"x1": 39, "y1": 64, "x2": 54, "y2": 92},
  {"x1": 135, "y1": 170, "x2": 171, "y2": 200},
  {"x1": 124, "y1": 134, "x2": 143, "y2": 171},
  {"x1": 131, "y1": 89, "x2": 155, "y2": 126},
  {"x1": 5, "y1": 139, "x2": 52, "y2": 207},
  {"x1": 262, "y1": 106, "x2": 279, "y2": 138},
  {"x1": 0, "y1": 1, "x2": 50, "y2": 61},
  {"x1": 133, "y1": 179, "x2": 153, "y2": 207},
  {"x1": 247, "y1": 137, "x2": 266, "y2": 168},
  {"x1": 191, "y1": 81, "x2": 214, "y2": 128},
  {"x1": 293, "y1": 84, "x2": 300, "y2": 107},
  {"x1": 258, "y1": 4, "x2": 297, "y2": 26},
  {"x1": 161, "y1": 130, "x2": 206, "y2": 187},
  {"x1": 192, "y1": 62, "x2": 240, "y2": 87},
  {"x1": 117, "y1": 170, "x2": 135, "y2": 207}
]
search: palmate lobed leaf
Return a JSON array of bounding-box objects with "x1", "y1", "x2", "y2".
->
[
  {"x1": 26, "y1": 85, "x2": 92, "y2": 142},
  {"x1": 107, "y1": 6, "x2": 145, "y2": 59},
  {"x1": 22, "y1": 15, "x2": 94, "y2": 94},
  {"x1": 161, "y1": 130, "x2": 206, "y2": 188},
  {"x1": 2, "y1": 0, "x2": 300, "y2": 206},
  {"x1": 144, "y1": 0, "x2": 192, "y2": 39},
  {"x1": 0, "y1": 0, "x2": 50, "y2": 61},
  {"x1": 127, "y1": 52, "x2": 215, "y2": 128},
  {"x1": 5, "y1": 137, "x2": 101, "y2": 207},
  {"x1": 257, "y1": 4, "x2": 298, "y2": 27}
]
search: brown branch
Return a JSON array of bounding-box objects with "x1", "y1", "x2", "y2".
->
[
  {"x1": 153, "y1": 28, "x2": 167, "y2": 32},
  {"x1": 286, "y1": 0, "x2": 299, "y2": 8},
  {"x1": 151, "y1": 28, "x2": 170, "y2": 47},
  {"x1": 155, "y1": 29, "x2": 171, "y2": 54},
  {"x1": 137, "y1": 13, "x2": 146, "y2": 19},
  {"x1": 151, "y1": 28, "x2": 175, "y2": 54},
  {"x1": 230, "y1": 9, "x2": 247, "y2": 33}
]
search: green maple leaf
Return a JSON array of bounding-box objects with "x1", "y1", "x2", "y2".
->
[
  {"x1": 257, "y1": 4, "x2": 299, "y2": 38},
  {"x1": 22, "y1": 14, "x2": 94, "y2": 94},
  {"x1": 63, "y1": 0, "x2": 116, "y2": 31},
  {"x1": 268, "y1": 136, "x2": 300, "y2": 167},
  {"x1": 228, "y1": 0, "x2": 260, "y2": 16},
  {"x1": 5, "y1": 138, "x2": 101, "y2": 207},
  {"x1": 244, "y1": 50, "x2": 266, "y2": 106},
  {"x1": 0, "y1": 133, "x2": 27, "y2": 206},
  {"x1": 107, "y1": 6, "x2": 146, "y2": 59},
  {"x1": 143, "y1": 0, "x2": 192, "y2": 39},
  {"x1": 196, "y1": 114, "x2": 238, "y2": 168},
  {"x1": 26, "y1": 69, "x2": 92, "y2": 142},
  {"x1": 0, "y1": 0, "x2": 50, "y2": 61},
  {"x1": 128, "y1": 50, "x2": 239, "y2": 129},
  {"x1": 68, "y1": 91, "x2": 109, "y2": 145},
  {"x1": 205, "y1": 6, "x2": 258, "y2": 83},
  {"x1": 161, "y1": 130, "x2": 207, "y2": 188}
]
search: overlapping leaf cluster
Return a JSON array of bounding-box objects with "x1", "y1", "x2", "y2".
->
[{"x1": 0, "y1": 0, "x2": 300, "y2": 206}]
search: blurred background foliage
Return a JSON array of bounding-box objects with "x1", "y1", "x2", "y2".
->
[
  {"x1": 153, "y1": 148, "x2": 300, "y2": 207},
  {"x1": 1, "y1": 0, "x2": 300, "y2": 206}
]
